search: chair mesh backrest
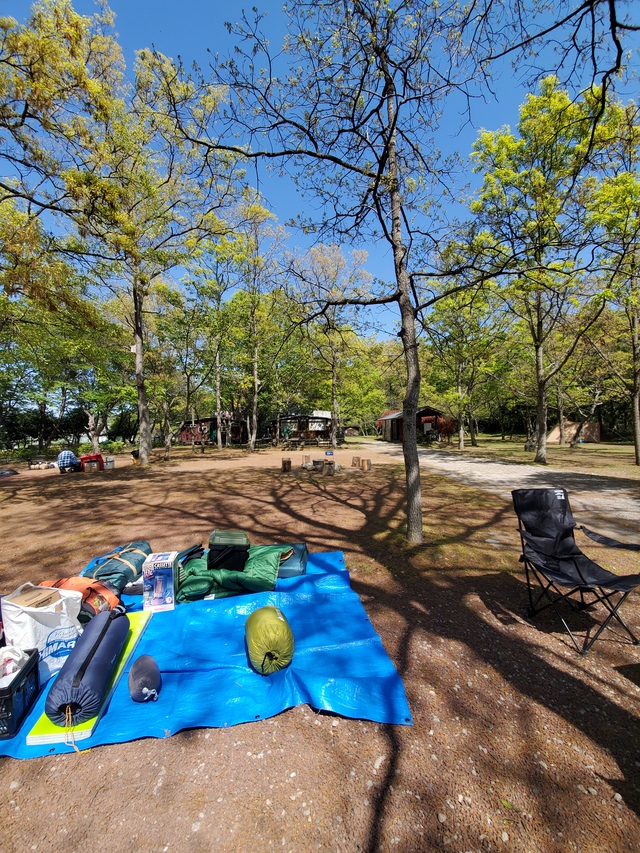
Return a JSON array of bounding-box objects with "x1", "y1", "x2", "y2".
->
[
  {"x1": 512, "y1": 488, "x2": 582, "y2": 559},
  {"x1": 512, "y1": 488, "x2": 640, "y2": 598}
]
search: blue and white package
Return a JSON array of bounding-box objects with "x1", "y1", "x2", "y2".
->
[{"x1": 142, "y1": 552, "x2": 178, "y2": 612}]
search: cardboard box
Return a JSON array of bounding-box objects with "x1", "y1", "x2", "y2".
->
[
  {"x1": 142, "y1": 552, "x2": 178, "y2": 612},
  {"x1": 7, "y1": 586, "x2": 61, "y2": 609}
]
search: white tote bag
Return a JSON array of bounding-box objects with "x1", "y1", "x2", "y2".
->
[{"x1": 2, "y1": 583, "x2": 83, "y2": 683}]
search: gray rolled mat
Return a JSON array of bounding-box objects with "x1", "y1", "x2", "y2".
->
[{"x1": 128, "y1": 654, "x2": 162, "y2": 702}]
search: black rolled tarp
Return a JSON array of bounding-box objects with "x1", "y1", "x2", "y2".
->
[{"x1": 45, "y1": 608, "x2": 130, "y2": 726}]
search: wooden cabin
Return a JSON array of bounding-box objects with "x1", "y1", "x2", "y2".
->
[
  {"x1": 178, "y1": 416, "x2": 248, "y2": 445},
  {"x1": 270, "y1": 412, "x2": 344, "y2": 445},
  {"x1": 377, "y1": 406, "x2": 445, "y2": 442}
]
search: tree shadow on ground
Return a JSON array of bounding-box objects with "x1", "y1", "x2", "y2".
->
[
  {"x1": 349, "y1": 561, "x2": 640, "y2": 851},
  {"x1": 1, "y1": 462, "x2": 639, "y2": 851}
]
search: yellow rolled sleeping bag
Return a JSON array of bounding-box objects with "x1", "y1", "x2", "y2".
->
[{"x1": 245, "y1": 606, "x2": 294, "y2": 675}]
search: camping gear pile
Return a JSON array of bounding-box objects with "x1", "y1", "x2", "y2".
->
[
  {"x1": 0, "y1": 530, "x2": 308, "y2": 741},
  {"x1": 0, "y1": 547, "x2": 412, "y2": 758}
]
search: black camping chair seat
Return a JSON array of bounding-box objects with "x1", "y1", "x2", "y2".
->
[{"x1": 512, "y1": 488, "x2": 640, "y2": 654}]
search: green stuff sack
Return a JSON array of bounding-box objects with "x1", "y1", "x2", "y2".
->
[
  {"x1": 177, "y1": 575, "x2": 213, "y2": 602},
  {"x1": 245, "y1": 606, "x2": 294, "y2": 676},
  {"x1": 177, "y1": 547, "x2": 286, "y2": 602}
]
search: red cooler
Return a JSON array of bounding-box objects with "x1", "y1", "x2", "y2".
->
[{"x1": 79, "y1": 453, "x2": 104, "y2": 472}]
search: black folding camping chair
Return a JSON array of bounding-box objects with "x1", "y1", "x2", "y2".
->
[{"x1": 512, "y1": 488, "x2": 640, "y2": 654}]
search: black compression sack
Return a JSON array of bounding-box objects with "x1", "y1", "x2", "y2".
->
[{"x1": 45, "y1": 607, "x2": 130, "y2": 726}]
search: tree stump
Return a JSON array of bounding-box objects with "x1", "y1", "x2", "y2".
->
[
  {"x1": 281, "y1": 458, "x2": 292, "y2": 472},
  {"x1": 323, "y1": 460, "x2": 335, "y2": 476},
  {"x1": 360, "y1": 458, "x2": 371, "y2": 472},
  {"x1": 352, "y1": 456, "x2": 360, "y2": 467}
]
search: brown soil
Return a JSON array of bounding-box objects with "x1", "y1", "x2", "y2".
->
[{"x1": 1, "y1": 445, "x2": 639, "y2": 853}]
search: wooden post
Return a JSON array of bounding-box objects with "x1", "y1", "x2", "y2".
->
[
  {"x1": 360, "y1": 458, "x2": 371, "y2": 472},
  {"x1": 303, "y1": 454, "x2": 311, "y2": 466},
  {"x1": 281, "y1": 458, "x2": 291, "y2": 472},
  {"x1": 352, "y1": 456, "x2": 360, "y2": 467},
  {"x1": 323, "y1": 460, "x2": 335, "y2": 476}
]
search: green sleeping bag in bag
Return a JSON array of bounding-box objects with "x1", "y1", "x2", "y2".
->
[
  {"x1": 245, "y1": 606, "x2": 294, "y2": 675},
  {"x1": 176, "y1": 546, "x2": 288, "y2": 602}
]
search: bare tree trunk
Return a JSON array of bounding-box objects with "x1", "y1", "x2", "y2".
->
[
  {"x1": 633, "y1": 385, "x2": 640, "y2": 466},
  {"x1": 215, "y1": 345, "x2": 223, "y2": 451},
  {"x1": 469, "y1": 412, "x2": 478, "y2": 447},
  {"x1": 557, "y1": 379, "x2": 566, "y2": 445},
  {"x1": 457, "y1": 365, "x2": 465, "y2": 450},
  {"x1": 630, "y1": 293, "x2": 640, "y2": 465},
  {"x1": 331, "y1": 358, "x2": 339, "y2": 449},
  {"x1": 132, "y1": 273, "x2": 152, "y2": 466},
  {"x1": 190, "y1": 407, "x2": 196, "y2": 455},
  {"x1": 161, "y1": 400, "x2": 171, "y2": 460},
  {"x1": 58, "y1": 388, "x2": 67, "y2": 423},
  {"x1": 399, "y1": 305, "x2": 423, "y2": 544},
  {"x1": 386, "y1": 86, "x2": 422, "y2": 544},
  {"x1": 533, "y1": 340, "x2": 548, "y2": 464},
  {"x1": 249, "y1": 343, "x2": 259, "y2": 452},
  {"x1": 85, "y1": 410, "x2": 108, "y2": 453},
  {"x1": 37, "y1": 400, "x2": 47, "y2": 453}
]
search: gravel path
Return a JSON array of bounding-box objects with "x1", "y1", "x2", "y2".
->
[{"x1": 369, "y1": 443, "x2": 640, "y2": 538}]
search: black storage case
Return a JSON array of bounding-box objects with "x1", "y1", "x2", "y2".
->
[
  {"x1": 207, "y1": 530, "x2": 250, "y2": 572},
  {"x1": 0, "y1": 648, "x2": 40, "y2": 739}
]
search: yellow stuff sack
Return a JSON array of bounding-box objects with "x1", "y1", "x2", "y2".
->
[{"x1": 245, "y1": 606, "x2": 294, "y2": 675}]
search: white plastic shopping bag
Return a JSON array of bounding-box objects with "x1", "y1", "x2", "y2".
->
[
  {"x1": 2, "y1": 583, "x2": 83, "y2": 683},
  {"x1": 0, "y1": 646, "x2": 30, "y2": 689}
]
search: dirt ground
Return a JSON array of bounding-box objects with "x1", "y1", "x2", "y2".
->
[{"x1": 1, "y1": 444, "x2": 639, "y2": 853}]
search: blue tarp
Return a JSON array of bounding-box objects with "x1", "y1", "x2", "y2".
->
[{"x1": 0, "y1": 552, "x2": 412, "y2": 759}]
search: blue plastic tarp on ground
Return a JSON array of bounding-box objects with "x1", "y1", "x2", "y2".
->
[{"x1": 0, "y1": 552, "x2": 412, "y2": 759}]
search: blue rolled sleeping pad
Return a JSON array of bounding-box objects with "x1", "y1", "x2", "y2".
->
[{"x1": 45, "y1": 607, "x2": 130, "y2": 726}]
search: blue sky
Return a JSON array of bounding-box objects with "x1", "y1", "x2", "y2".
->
[{"x1": 7, "y1": 1, "x2": 637, "y2": 334}]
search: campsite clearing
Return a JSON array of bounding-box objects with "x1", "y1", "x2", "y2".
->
[{"x1": 1, "y1": 443, "x2": 639, "y2": 853}]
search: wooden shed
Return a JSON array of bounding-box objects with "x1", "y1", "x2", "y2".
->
[
  {"x1": 270, "y1": 413, "x2": 338, "y2": 444},
  {"x1": 377, "y1": 406, "x2": 445, "y2": 442},
  {"x1": 178, "y1": 417, "x2": 248, "y2": 445}
]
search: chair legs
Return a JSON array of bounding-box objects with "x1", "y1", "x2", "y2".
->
[{"x1": 524, "y1": 562, "x2": 640, "y2": 654}]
